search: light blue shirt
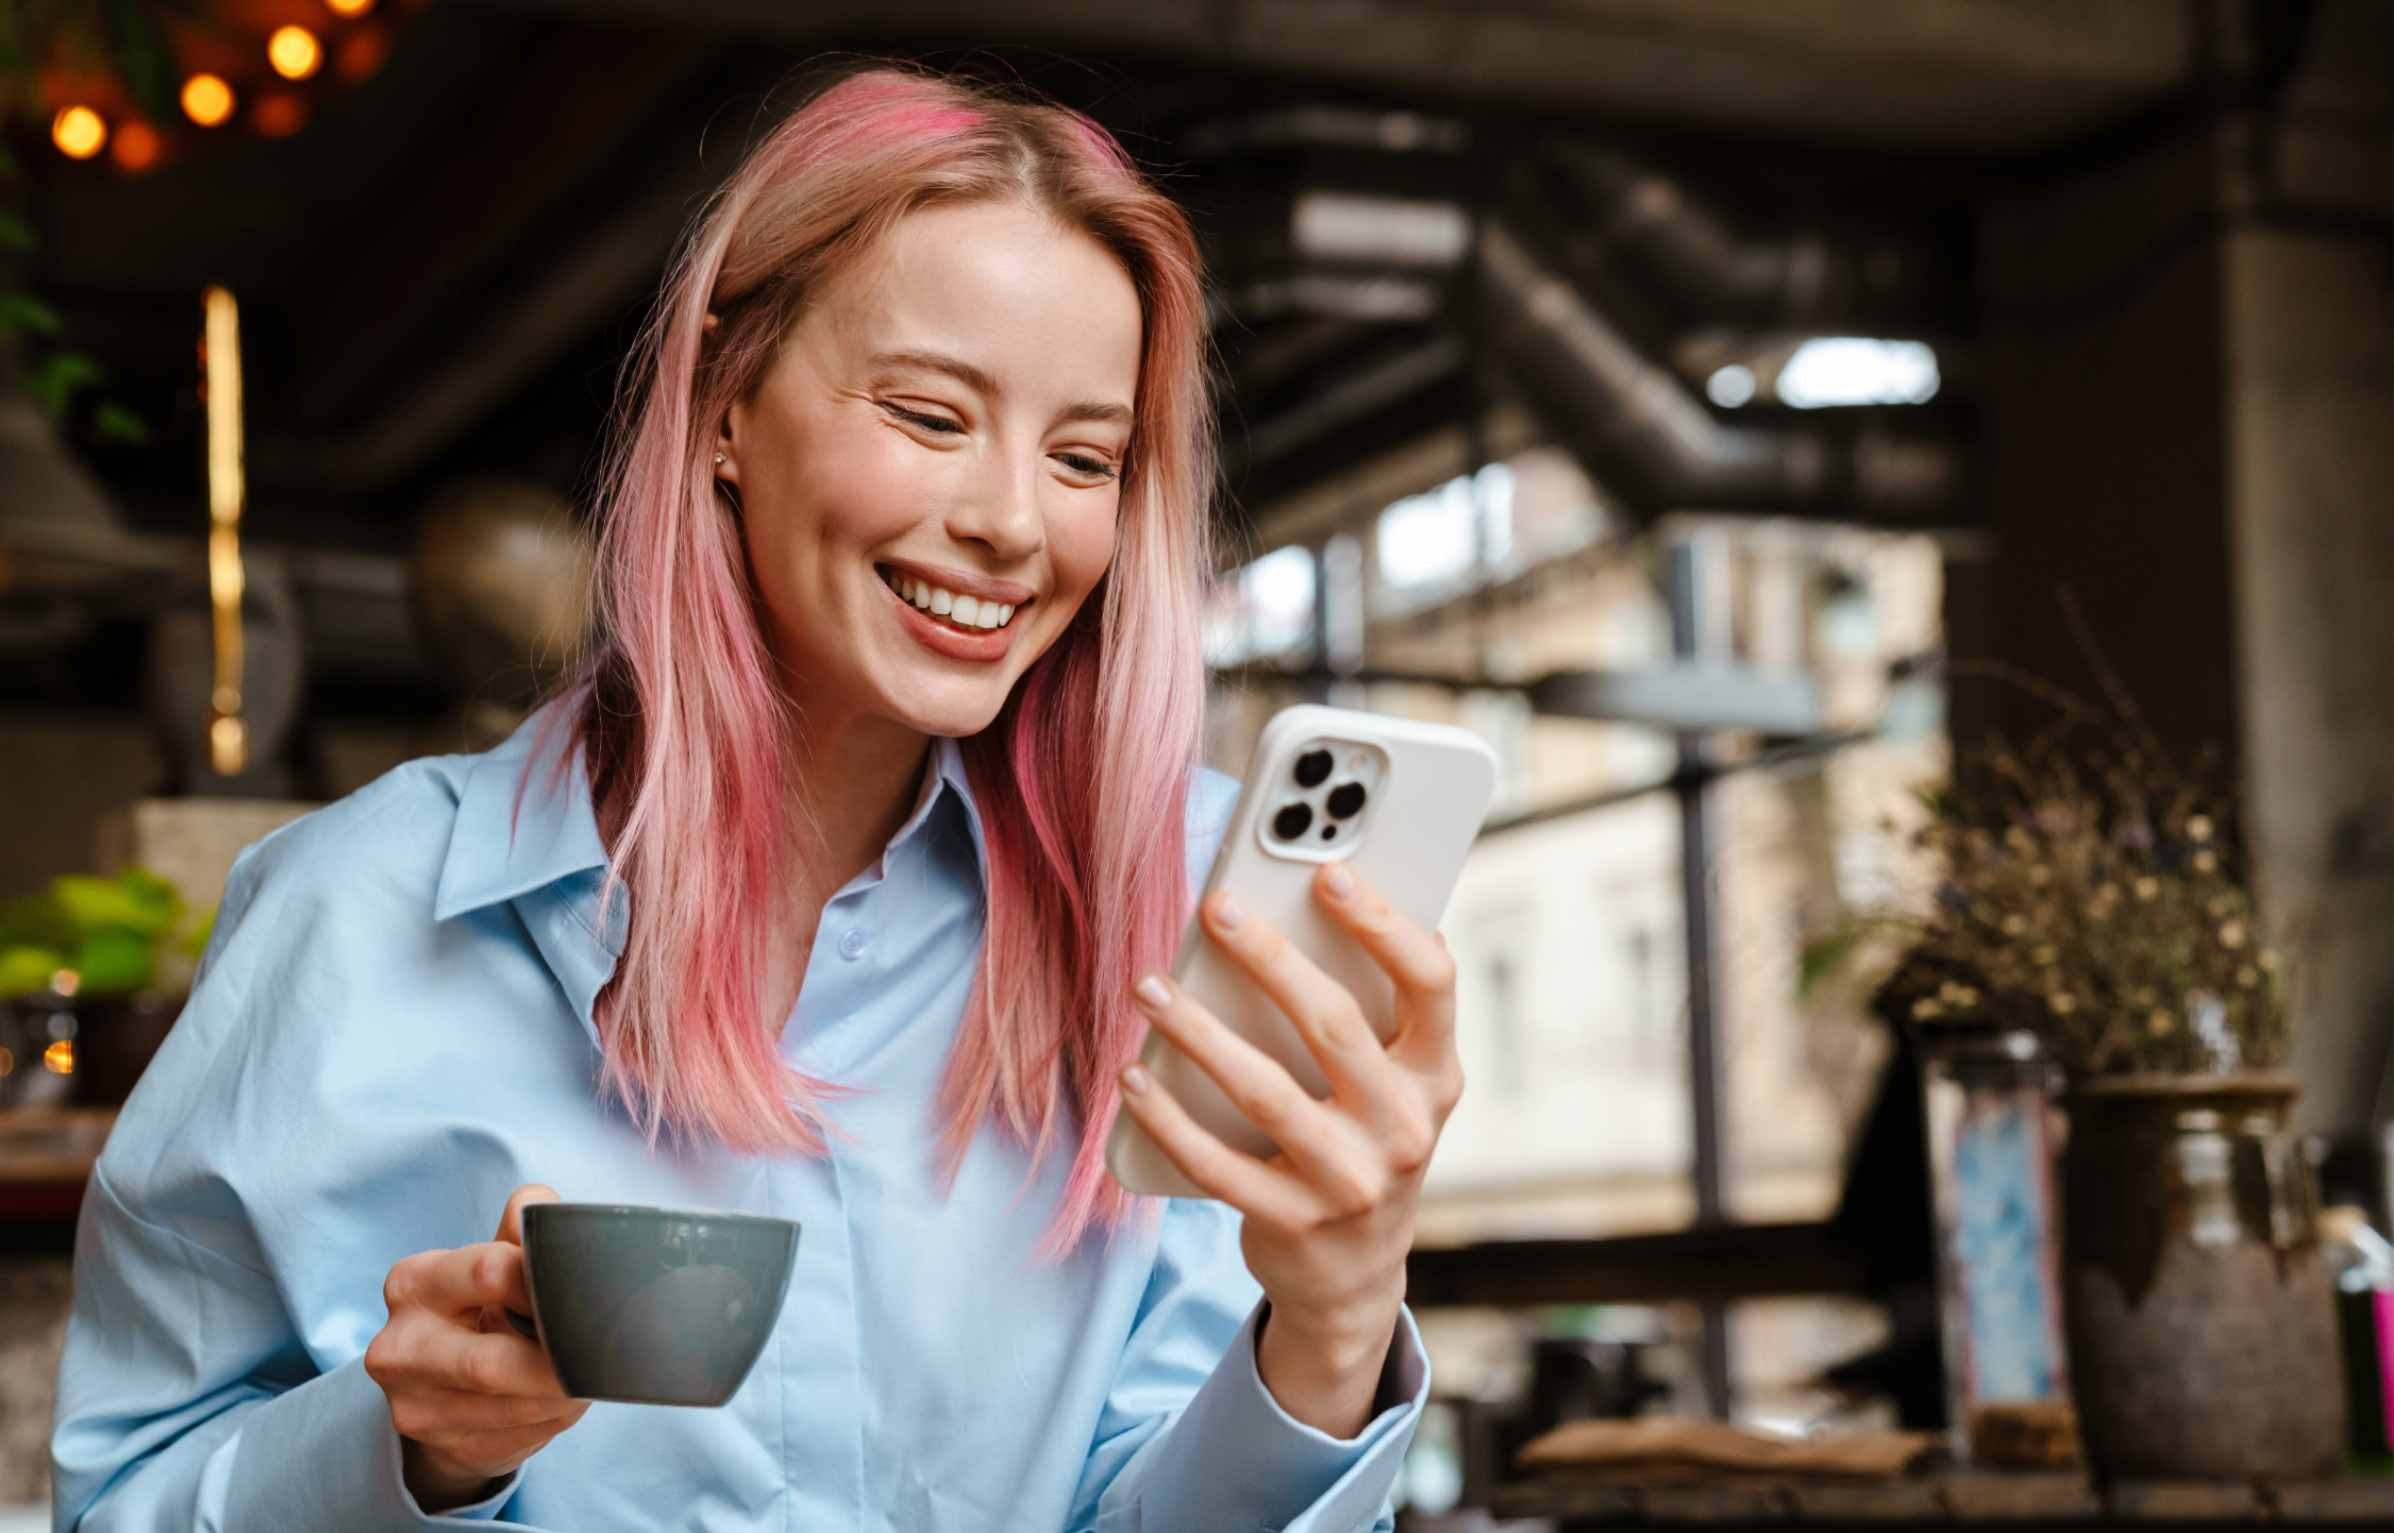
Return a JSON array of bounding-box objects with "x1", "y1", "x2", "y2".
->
[{"x1": 50, "y1": 700, "x2": 1429, "y2": 1531}]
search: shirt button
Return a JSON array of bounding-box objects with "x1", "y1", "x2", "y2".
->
[{"x1": 837, "y1": 928, "x2": 869, "y2": 961}]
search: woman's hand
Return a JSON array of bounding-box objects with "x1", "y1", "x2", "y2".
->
[
  {"x1": 1113, "y1": 863, "x2": 1464, "y2": 1437},
  {"x1": 365, "y1": 1183, "x2": 591, "y2": 1513}
]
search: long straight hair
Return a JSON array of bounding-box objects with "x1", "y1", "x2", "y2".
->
[{"x1": 530, "y1": 62, "x2": 1217, "y2": 1256}]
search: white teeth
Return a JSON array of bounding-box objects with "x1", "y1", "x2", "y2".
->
[{"x1": 884, "y1": 569, "x2": 1021, "y2": 629}]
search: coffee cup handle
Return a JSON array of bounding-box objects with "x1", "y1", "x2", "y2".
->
[{"x1": 502, "y1": 1308, "x2": 540, "y2": 1342}]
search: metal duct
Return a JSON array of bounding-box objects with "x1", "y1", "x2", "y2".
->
[
  {"x1": 1472, "y1": 218, "x2": 1960, "y2": 520},
  {"x1": 1535, "y1": 143, "x2": 1951, "y2": 327}
]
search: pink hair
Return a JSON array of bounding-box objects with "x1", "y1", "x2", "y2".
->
[{"x1": 532, "y1": 61, "x2": 1217, "y2": 1257}]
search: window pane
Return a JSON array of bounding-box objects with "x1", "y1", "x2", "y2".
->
[
  {"x1": 1203, "y1": 543, "x2": 1317, "y2": 667},
  {"x1": 1419, "y1": 792, "x2": 1693, "y2": 1244},
  {"x1": 1373, "y1": 470, "x2": 1486, "y2": 616},
  {"x1": 1713, "y1": 525, "x2": 1949, "y2": 1223}
]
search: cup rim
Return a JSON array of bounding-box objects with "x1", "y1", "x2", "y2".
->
[{"x1": 524, "y1": 1201, "x2": 802, "y2": 1232}]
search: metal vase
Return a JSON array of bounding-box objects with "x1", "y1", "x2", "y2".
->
[{"x1": 2061, "y1": 1073, "x2": 2346, "y2": 1480}]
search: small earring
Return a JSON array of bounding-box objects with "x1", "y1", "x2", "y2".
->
[{"x1": 714, "y1": 453, "x2": 726, "y2": 467}]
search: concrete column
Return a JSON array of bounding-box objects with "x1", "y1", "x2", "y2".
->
[{"x1": 1966, "y1": 0, "x2": 2391, "y2": 1168}]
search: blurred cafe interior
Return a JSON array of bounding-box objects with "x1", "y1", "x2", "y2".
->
[{"x1": 1, "y1": 0, "x2": 2390, "y2": 1528}]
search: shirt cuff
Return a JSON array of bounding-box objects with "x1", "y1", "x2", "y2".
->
[
  {"x1": 1151, "y1": 1298, "x2": 1430, "y2": 1532},
  {"x1": 223, "y1": 1352, "x2": 523, "y2": 1527}
]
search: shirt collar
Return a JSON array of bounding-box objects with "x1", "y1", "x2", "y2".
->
[{"x1": 434, "y1": 696, "x2": 989, "y2": 924}]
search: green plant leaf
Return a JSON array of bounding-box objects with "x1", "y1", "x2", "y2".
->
[
  {"x1": 71, "y1": 927, "x2": 155, "y2": 994},
  {"x1": 178, "y1": 904, "x2": 217, "y2": 959},
  {"x1": 0, "y1": 945, "x2": 69, "y2": 999},
  {"x1": 31, "y1": 350, "x2": 103, "y2": 417},
  {"x1": 0, "y1": 292, "x2": 63, "y2": 341},
  {"x1": 0, "y1": 892, "x2": 76, "y2": 951},
  {"x1": 118, "y1": 865, "x2": 184, "y2": 924},
  {"x1": 52, "y1": 873, "x2": 174, "y2": 938},
  {"x1": 0, "y1": 210, "x2": 34, "y2": 251},
  {"x1": 1798, "y1": 926, "x2": 1866, "y2": 1002},
  {"x1": 92, "y1": 400, "x2": 152, "y2": 445},
  {"x1": 1911, "y1": 782, "x2": 1959, "y2": 820}
]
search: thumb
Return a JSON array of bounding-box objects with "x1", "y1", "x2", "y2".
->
[{"x1": 495, "y1": 1183, "x2": 561, "y2": 1247}]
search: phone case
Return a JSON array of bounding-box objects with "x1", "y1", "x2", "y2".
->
[{"x1": 1105, "y1": 704, "x2": 1499, "y2": 1200}]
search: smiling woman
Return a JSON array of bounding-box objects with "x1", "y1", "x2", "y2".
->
[
  {"x1": 715, "y1": 198, "x2": 1140, "y2": 727},
  {"x1": 50, "y1": 59, "x2": 1439, "y2": 1533}
]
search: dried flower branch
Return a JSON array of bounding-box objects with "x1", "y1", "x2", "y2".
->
[{"x1": 1828, "y1": 694, "x2": 2296, "y2": 1079}]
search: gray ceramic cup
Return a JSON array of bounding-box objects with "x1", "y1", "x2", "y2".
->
[{"x1": 504, "y1": 1202, "x2": 800, "y2": 1407}]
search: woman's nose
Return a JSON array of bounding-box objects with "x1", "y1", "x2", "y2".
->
[{"x1": 946, "y1": 449, "x2": 1045, "y2": 563}]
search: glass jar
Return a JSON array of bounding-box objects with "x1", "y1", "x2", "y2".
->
[{"x1": 1918, "y1": 1022, "x2": 2070, "y2": 1450}]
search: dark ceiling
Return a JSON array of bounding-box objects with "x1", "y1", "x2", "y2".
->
[{"x1": 22, "y1": 0, "x2": 2212, "y2": 555}]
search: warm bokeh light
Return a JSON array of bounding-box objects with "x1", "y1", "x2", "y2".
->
[
  {"x1": 253, "y1": 94, "x2": 310, "y2": 138},
  {"x1": 52, "y1": 105, "x2": 107, "y2": 160},
  {"x1": 326, "y1": 0, "x2": 376, "y2": 14},
  {"x1": 112, "y1": 120, "x2": 163, "y2": 173},
  {"x1": 334, "y1": 24, "x2": 392, "y2": 82},
  {"x1": 269, "y1": 25, "x2": 323, "y2": 80},
  {"x1": 183, "y1": 74, "x2": 236, "y2": 127},
  {"x1": 52, "y1": 969, "x2": 80, "y2": 999},
  {"x1": 43, "y1": 1039, "x2": 75, "y2": 1075},
  {"x1": 203, "y1": 285, "x2": 251, "y2": 779}
]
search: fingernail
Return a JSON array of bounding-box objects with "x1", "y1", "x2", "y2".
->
[
  {"x1": 1211, "y1": 893, "x2": 1246, "y2": 930},
  {"x1": 1134, "y1": 974, "x2": 1171, "y2": 1009},
  {"x1": 1322, "y1": 863, "x2": 1355, "y2": 899},
  {"x1": 1120, "y1": 1063, "x2": 1152, "y2": 1095}
]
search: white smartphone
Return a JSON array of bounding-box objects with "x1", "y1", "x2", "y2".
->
[{"x1": 1105, "y1": 703, "x2": 1499, "y2": 1199}]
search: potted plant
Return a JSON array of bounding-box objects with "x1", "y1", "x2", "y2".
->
[
  {"x1": 0, "y1": 867, "x2": 211, "y2": 1108},
  {"x1": 1829, "y1": 724, "x2": 2346, "y2": 1481}
]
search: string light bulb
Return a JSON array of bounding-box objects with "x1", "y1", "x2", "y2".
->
[
  {"x1": 326, "y1": 0, "x2": 376, "y2": 14},
  {"x1": 253, "y1": 94, "x2": 309, "y2": 138},
  {"x1": 111, "y1": 120, "x2": 162, "y2": 172},
  {"x1": 52, "y1": 106, "x2": 107, "y2": 159},
  {"x1": 269, "y1": 25, "x2": 323, "y2": 80},
  {"x1": 183, "y1": 74, "x2": 236, "y2": 128}
]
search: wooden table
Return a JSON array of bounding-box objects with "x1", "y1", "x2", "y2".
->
[{"x1": 1489, "y1": 1472, "x2": 2394, "y2": 1530}]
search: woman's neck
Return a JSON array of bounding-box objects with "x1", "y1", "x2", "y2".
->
[{"x1": 780, "y1": 708, "x2": 933, "y2": 909}]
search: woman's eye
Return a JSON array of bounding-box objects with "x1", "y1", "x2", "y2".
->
[
  {"x1": 884, "y1": 402, "x2": 1115, "y2": 481},
  {"x1": 884, "y1": 403, "x2": 963, "y2": 435}
]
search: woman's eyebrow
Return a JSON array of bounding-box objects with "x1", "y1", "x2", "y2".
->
[{"x1": 868, "y1": 348, "x2": 1132, "y2": 429}]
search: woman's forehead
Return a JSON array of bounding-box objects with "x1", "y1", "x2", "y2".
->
[{"x1": 806, "y1": 203, "x2": 1142, "y2": 404}]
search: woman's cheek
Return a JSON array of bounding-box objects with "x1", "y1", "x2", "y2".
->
[{"x1": 1049, "y1": 492, "x2": 1121, "y2": 609}]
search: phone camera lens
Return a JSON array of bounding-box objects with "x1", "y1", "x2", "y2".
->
[
  {"x1": 1273, "y1": 802, "x2": 1314, "y2": 840},
  {"x1": 1293, "y1": 749, "x2": 1333, "y2": 788},
  {"x1": 1326, "y1": 782, "x2": 1367, "y2": 819}
]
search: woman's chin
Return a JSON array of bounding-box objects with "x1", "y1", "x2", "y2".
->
[{"x1": 879, "y1": 681, "x2": 1013, "y2": 742}]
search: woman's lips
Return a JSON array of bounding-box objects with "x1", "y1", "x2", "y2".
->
[{"x1": 877, "y1": 568, "x2": 1020, "y2": 663}]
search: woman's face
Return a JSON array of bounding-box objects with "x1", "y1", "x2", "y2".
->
[{"x1": 721, "y1": 199, "x2": 1143, "y2": 743}]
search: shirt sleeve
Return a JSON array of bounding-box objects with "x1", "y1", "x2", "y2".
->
[
  {"x1": 48, "y1": 842, "x2": 539, "y2": 1532},
  {"x1": 51, "y1": 1168, "x2": 526, "y2": 1530},
  {"x1": 1070, "y1": 1196, "x2": 1430, "y2": 1533}
]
